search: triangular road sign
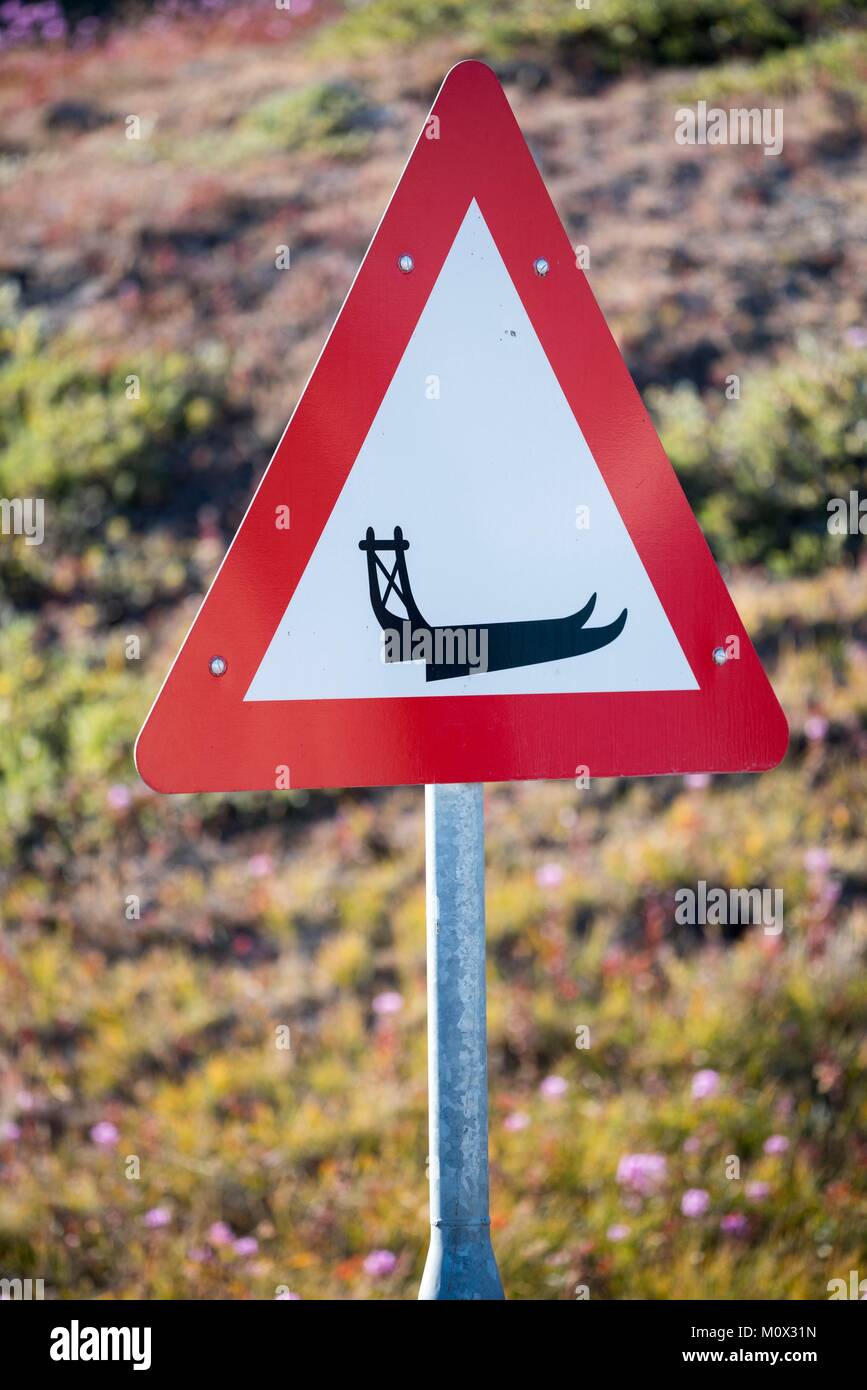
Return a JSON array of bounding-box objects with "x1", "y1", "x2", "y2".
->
[{"x1": 136, "y1": 61, "x2": 787, "y2": 793}]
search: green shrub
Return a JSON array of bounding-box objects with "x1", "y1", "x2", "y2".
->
[
  {"x1": 0, "y1": 308, "x2": 231, "y2": 603},
  {"x1": 237, "y1": 82, "x2": 376, "y2": 160},
  {"x1": 650, "y1": 346, "x2": 867, "y2": 574},
  {"x1": 677, "y1": 25, "x2": 867, "y2": 101},
  {"x1": 0, "y1": 616, "x2": 144, "y2": 859},
  {"x1": 314, "y1": 0, "x2": 865, "y2": 73},
  {"x1": 0, "y1": 318, "x2": 224, "y2": 503}
]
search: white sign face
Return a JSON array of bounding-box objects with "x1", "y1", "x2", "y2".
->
[{"x1": 246, "y1": 201, "x2": 697, "y2": 702}]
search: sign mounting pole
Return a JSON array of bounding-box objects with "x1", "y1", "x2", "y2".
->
[{"x1": 419, "y1": 782, "x2": 504, "y2": 1300}]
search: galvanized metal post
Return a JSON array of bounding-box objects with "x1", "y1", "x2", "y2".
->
[{"x1": 419, "y1": 783, "x2": 504, "y2": 1300}]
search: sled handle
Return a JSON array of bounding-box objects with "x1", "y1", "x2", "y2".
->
[{"x1": 358, "y1": 526, "x2": 409, "y2": 552}]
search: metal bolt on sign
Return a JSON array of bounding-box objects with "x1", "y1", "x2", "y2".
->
[{"x1": 419, "y1": 783, "x2": 505, "y2": 1300}]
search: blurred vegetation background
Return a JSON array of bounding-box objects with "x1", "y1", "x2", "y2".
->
[{"x1": 0, "y1": 0, "x2": 866, "y2": 1300}]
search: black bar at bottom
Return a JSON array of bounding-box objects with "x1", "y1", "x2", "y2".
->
[{"x1": 5, "y1": 1296, "x2": 861, "y2": 1375}]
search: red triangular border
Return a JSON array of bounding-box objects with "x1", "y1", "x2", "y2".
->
[{"x1": 136, "y1": 61, "x2": 787, "y2": 792}]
